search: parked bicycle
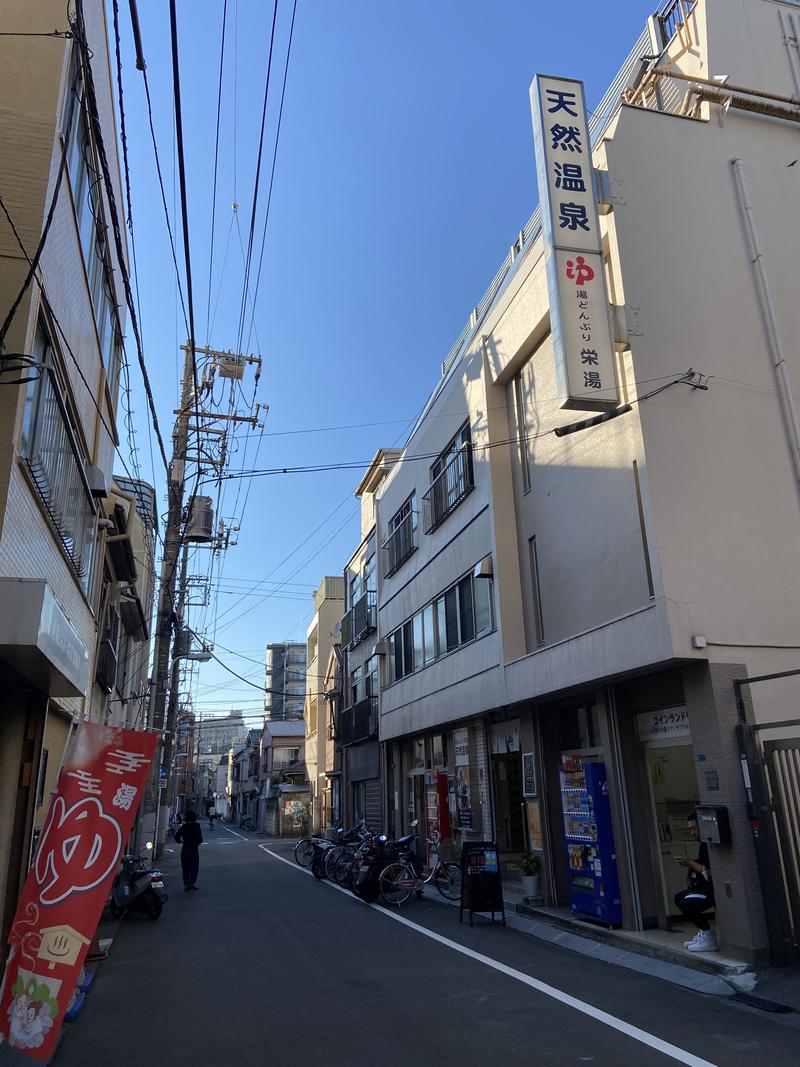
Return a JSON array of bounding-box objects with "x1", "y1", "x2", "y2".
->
[
  {"x1": 379, "y1": 830, "x2": 461, "y2": 905},
  {"x1": 239, "y1": 815, "x2": 255, "y2": 831}
]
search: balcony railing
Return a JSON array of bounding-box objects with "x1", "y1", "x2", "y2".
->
[
  {"x1": 341, "y1": 590, "x2": 376, "y2": 649},
  {"x1": 340, "y1": 696, "x2": 378, "y2": 747},
  {"x1": 382, "y1": 511, "x2": 417, "y2": 578},
  {"x1": 422, "y1": 446, "x2": 474, "y2": 534}
]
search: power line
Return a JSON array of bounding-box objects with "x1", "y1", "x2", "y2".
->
[
  {"x1": 244, "y1": 0, "x2": 298, "y2": 351},
  {"x1": 234, "y1": 0, "x2": 279, "y2": 357},
  {"x1": 204, "y1": 0, "x2": 228, "y2": 344},
  {"x1": 72, "y1": 2, "x2": 170, "y2": 475}
]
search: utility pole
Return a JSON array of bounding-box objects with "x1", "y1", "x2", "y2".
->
[
  {"x1": 150, "y1": 343, "x2": 263, "y2": 856},
  {"x1": 151, "y1": 344, "x2": 194, "y2": 856}
]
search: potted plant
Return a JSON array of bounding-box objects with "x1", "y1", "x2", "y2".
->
[{"x1": 519, "y1": 851, "x2": 542, "y2": 899}]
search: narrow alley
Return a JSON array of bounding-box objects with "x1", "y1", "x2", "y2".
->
[{"x1": 28, "y1": 829, "x2": 800, "y2": 1067}]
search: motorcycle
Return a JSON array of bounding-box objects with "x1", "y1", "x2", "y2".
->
[{"x1": 109, "y1": 843, "x2": 168, "y2": 920}]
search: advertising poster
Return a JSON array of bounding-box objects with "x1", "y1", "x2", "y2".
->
[
  {"x1": 456, "y1": 765, "x2": 472, "y2": 828},
  {"x1": 0, "y1": 722, "x2": 157, "y2": 1060},
  {"x1": 526, "y1": 800, "x2": 543, "y2": 851},
  {"x1": 453, "y1": 727, "x2": 469, "y2": 766}
]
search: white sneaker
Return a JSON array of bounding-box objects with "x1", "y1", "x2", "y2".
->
[
  {"x1": 687, "y1": 929, "x2": 718, "y2": 953},
  {"x1": 683, "y1": 932, "x2": 701, "y2": 949}
]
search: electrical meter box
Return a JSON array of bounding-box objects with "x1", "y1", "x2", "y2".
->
[{"x1": 696, "y1": 805, "x2": 731, "y2": 845}]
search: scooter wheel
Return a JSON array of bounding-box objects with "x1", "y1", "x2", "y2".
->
[{"x1": 139, "y1": 890, "x2": 163, "y2": 920}]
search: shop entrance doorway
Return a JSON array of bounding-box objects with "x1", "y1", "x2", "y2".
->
[
  {"x1": 492, "y1": 752, "x2": 525, "y2": 852},
  {"x1": 644, "y1": 744, "x2": 700, "y2": 918}
]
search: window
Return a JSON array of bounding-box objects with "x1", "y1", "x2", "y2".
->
[
  {"x1": 424, "y1": 422, "x2": 474, "y2": 532},
  {"x1": 422, "y1": 602, "x2": 435, "y2": 665},
  {"x1": 413, "y1": 612, "x2": 424, "y2": 672},
  {"x1": 21, "y1": 320, "x2": 97, "y2": 595},
  {"x1": 528, "y1": 535, "x2": 545, "y2": 647},
  {"x1": 474, "y1": 572, "x2": 494, "y2": 636},
  {"x1": 383, "y1": 494, "x2": 418, "y2": 576},
  {"x1": 384, "y1": 568, "x2": 495, "y2": 684},
  {"x1": 365, "y1": 656, "x2": 379, "y2": 698},
  {"x1": 353, "y1": 781, "x2": 367, "y2": 822},
  {"x1": 458, "y1": 575, "x2": 475, "y2": 644},
  {"x1": 511, "y1": 359, "x2": 534, "y2": 493},
  {"x1": 363, "y1": 553, "x2": 376, "y2": 592},
  {"x1": 350, "y1": 665, "x2": 362, "y2": 706}
]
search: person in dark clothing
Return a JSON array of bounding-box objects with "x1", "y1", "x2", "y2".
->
[
  {"x1": 174, "y1": 810, "x2": 203, "y2": 891},
  {"x1": 675, "y1": 811, "x2": 717, "y2": 952}
]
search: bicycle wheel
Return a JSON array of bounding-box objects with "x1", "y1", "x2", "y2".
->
[
  {"x1": 379, "y1": 863, "x2": 414, "y2": 906},
  {"x1": 334, "y1": 851, "x2": 357, "y2": 887},
  {"x1": 434, "y1": 862, "x2": 462, "y2": 900},
  {"x1": 323, "y1": 845, "x2": 345, "y2": 879},
  {"x1": 294, "y1": 838, "x2": 315, "y2": 867}
]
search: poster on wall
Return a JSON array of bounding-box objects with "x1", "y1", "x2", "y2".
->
[
  {"x1": 526, "y1": 800, "x2": 544, "y2": 851},
  {"x1": 453, "y1": 727, "x2": 469, "y2": 766},
  {"x1": 522, "y1": 752, "x2": 537, "y2": 796},
  {"x1": 490, "y1": 720, "x2": 520, "y2": 754},
  {"x1": 456, "y1": 765, "x2": 473, "y2": 828}
]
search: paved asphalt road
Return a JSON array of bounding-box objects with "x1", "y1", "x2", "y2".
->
[{"x1": 15, "y1": 826, "x2": 800, "y2": 1066}]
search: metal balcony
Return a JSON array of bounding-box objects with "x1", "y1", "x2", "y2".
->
[
  {"x1": 340, "y1": 696, "x2": 378, "y2": 747},
  {"x1": 382, "y1": 511, "x2": 417, "y2": 577},
  {"x1": 341, "y1": 590, "x2": 376, "y2": 650},
  {"x1": 422, "y1": 446, "x2": 474, "y2": 534}
]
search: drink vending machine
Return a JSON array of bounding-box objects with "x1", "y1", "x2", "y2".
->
[{"x1": 559, "y1": 756, "x2": 622, "y2": 927}]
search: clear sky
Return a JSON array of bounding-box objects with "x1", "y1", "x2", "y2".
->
[{"x1": 114, "y1": 0, "x2": 658, "y2": 727}]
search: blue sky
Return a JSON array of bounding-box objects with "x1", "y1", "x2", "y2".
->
[{"x1": 114, "y1": 0, "x2": 657, "y2": 724}]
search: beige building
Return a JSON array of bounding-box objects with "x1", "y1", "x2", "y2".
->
[
  {"x1": 304, "y1": 575, "x2": 344, "y2": 831},
  {"x1": 373, "y1": 0, "x2": 800, "y2": 967},
  {"x1": 340, "y1": 452, "x2": 399, "y2": 829},
  {"x1": 0, "y1": 1, "x2": 130, "y2": 942}
]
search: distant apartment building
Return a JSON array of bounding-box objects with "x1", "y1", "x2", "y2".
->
[
  {"x1": 304, "y1": 577, "x2": 344, "y2": 831},
  {"x1": 264, "y1": 642, "x2": 307, "y2": 720},
  {"x1": 343, "y1": 0, "x2": 800, "y2": 968},
  {"x1": 0, "y1": 0, "x2": 131, "y2": 943}
]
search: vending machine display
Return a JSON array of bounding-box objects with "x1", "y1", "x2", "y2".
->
[{"x1": 559, "y1": 756, "x2": 621, "y2": 926}]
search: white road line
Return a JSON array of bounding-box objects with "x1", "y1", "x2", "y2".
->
[
  {"x1": 259, "y1": 847, "x2": 716, "y2": 1067},
  {"x1": 221, "y1": 825, "x2": 246, "y2": 840}
]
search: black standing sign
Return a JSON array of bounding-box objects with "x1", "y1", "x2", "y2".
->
[{"x1": 459, "y1": 841, "x2": 505, "y2": 926}]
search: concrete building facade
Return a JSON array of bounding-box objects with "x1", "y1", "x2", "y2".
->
[
  {"x1": 304, "y1": 576, "x2": 344, "y2": 831},
  {"x1": 369, "y1": 0, "x2": 800, "y2": 967},
  {"x1": 264, "y1": 641, "x2": 306, "y2": 721},
  {"x1": 0, "y1": 0, "x2": 132, "y2": 943}
]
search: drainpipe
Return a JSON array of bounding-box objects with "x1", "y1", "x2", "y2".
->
[{"x1": 731, "y1": 158, "x2": 800, "y2": 496}]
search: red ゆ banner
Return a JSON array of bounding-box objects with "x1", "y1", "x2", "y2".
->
[{"x1": 0, "y1": 722, "x2": 157, "y2": 1060}]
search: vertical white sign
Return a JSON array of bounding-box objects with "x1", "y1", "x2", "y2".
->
[{"x1": 531, "y1": 75, "x2": 618, "y2": 411}]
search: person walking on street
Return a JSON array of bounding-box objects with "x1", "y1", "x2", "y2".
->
[
  {"x1": 175, "y1": 810, "x2": 203, "y2": 891},
  {"x1": 675, "y1": 811, "x2": 717, "y2": 952}
]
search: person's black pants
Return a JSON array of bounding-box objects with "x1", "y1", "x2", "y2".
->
[
  {"x1": 181, "y1": 846, "x2": 200, "y2": 887},
  {"x1": 675, "y1": 888, "x2": 714, "y2": 930}
]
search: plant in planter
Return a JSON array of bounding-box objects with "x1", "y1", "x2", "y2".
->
[{"x1": 519, "y1": 851, "x2": 542, "y2": 899}]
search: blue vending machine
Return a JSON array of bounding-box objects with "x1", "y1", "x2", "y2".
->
[{"x1": 559, "y1": 757, "x2": 622, "y2": 927}]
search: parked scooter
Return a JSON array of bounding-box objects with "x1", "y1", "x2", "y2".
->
[
  {"x1": 109, "y1": 843, "x2": 168, "y2": 920},
  {"x1": 352, "y1": 821, "x2": 420, "y2": 903}
]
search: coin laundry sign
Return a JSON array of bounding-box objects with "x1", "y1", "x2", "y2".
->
[
  {"x1": 0, "y1": 722, "x2": 156, "y2": 1060},
  {"x1": 531, "y1": 75, "x2": 618, "y2": 411}
]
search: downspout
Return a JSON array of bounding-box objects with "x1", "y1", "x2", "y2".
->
[{"x1": 732, "y1": 157, "x2": 800, "y2": 495}]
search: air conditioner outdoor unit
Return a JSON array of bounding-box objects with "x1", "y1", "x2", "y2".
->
[{"x1": 186, "y1": 495, "x2": 215, "y2": 542}]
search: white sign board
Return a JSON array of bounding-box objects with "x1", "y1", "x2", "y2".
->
[
  {"x1": 531, "y1": 75, "x2": 618, "y2": 411},
  {"x1": 454, "y1": 727, "x2": 469, "y2": 766},
  {"x1": 637, "y1": 709, "x2": 691, "y2": 744}
]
